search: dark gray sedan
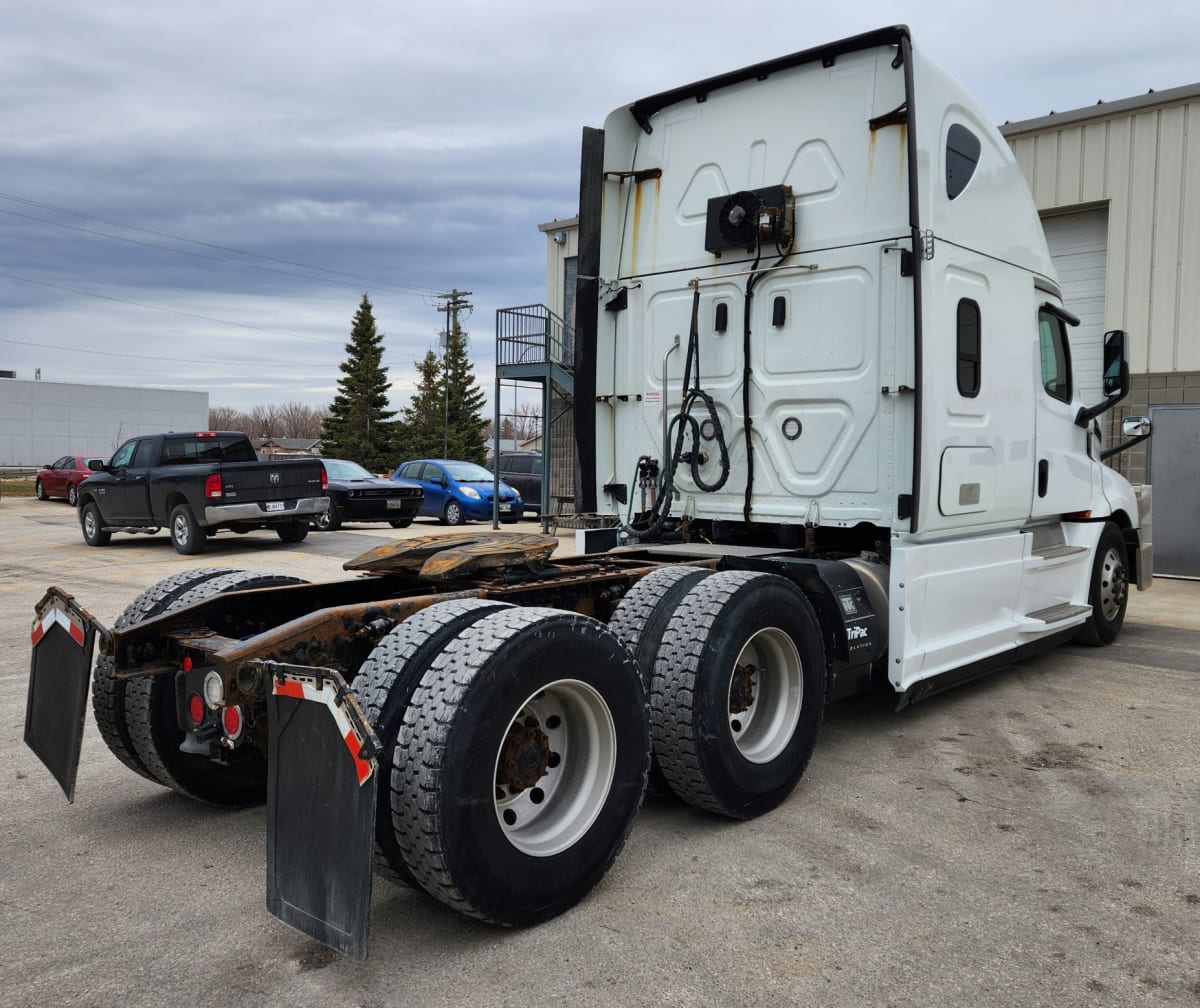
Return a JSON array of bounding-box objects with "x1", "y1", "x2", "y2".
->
[{"x1": 314, "y1": 459, "x2": 423, "y2": 531}]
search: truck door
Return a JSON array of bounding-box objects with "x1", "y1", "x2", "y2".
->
[{"x1": 1030, "y1": 307, "x2": 1094, "y2": 518}]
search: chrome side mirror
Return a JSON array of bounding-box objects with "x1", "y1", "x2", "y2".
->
[{"x1": 1121, "y1": 416, "x2": 1151, "y2": 437}]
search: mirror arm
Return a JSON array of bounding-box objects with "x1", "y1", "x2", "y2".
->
[
  {"x1": 1074, "y1": 361, "x2": 1130, "y2": 428},
  {"x1": 1100, "y1": 431, "x2": 1151, "y2": 462}
]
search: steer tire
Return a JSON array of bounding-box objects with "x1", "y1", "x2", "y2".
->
[
  {"x1": 67, "y1": 484, "x2": 79, "y2": 507},
  {"x1": 169, "y1": 504, "x2": 206, "y2": 555},
  {"x1": 93, "y1": 568, "x2": 245, "y2": 781},
  {"x1": 123, "y1": 570, "x2": 307, "y2": 804},
  {"x1": 1074, "y1": 522, "x2": 1130, "y2": 646},
  {"x1": 80, "y1": 501, "x2": 111, "y2": 546},
  {"x1": 392, "y1": 608, "x2": 650, "y2": 925},
  {"x1": 35, "y1": 479, "x2": 47, "y2": 501},
  {"x1": 354, "y1": 598, "x2": 513, "y2": 888},
  {"x1": 608, "y1": 565, "x2": 713, "y2": 797},
  {"x1": 651, "y1": 570, "x2": 826, "y2": 819}
]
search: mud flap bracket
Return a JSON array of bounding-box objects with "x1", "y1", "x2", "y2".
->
[
  {"x1": 25, "y1": 589, "x2": 100, "y2": 803},
  {"x1": 263, "y1": 661, "x2": 380, "y2": 960}
]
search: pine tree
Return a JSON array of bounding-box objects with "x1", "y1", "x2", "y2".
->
[
  {"x1": 443, "y1": 322, "x2": 488, "y2": 463},
  {"x1": 398, "y1": 323, "x2": 488, "y2": 462},
  {"x1": 396, "y1": 350, "x2": 445, "y2": 459},
  {"x1": 320, "y1": 294, "x2": 398, "y2": 472}
]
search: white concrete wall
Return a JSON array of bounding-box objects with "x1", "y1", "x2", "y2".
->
[{"x1": 0, "y1": 380, "x2": 209, "y2": 465}]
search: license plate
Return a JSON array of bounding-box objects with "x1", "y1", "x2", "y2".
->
[
  {"x1": 265, "y1": 501, "x2": 285, "y2": 513},
  {"x1": 499, "y1": 504, "x2": 512, "y2": 513},
  {"x1": 386, "y1": 499, "x2": 404, "y2": 509}
]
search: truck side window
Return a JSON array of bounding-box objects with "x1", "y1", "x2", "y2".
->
[
  {"x1": 1038, "y1": 310, "x2": 1072, "y2": 403},
  {"x1": 110, "y1": 440, "x2": 137, "y2": 469},
  {"x1": 956, "y1": 298, "x2": 981, "y2": 397},
  {"x1": 132, "y1": 440, "x2": 158, "y2": 468},
  {"x1": 946, "y1": 124, "x2": 981, "y2": 200}
]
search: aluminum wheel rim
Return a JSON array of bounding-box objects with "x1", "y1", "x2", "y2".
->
[
  {"x1": 727, "y1": 627, "x2": 804, "y2": 764},
  {"x1": 447, "y1": 502, "x2": 462, "y2": 524},
  {"x1": 493, "y1": 679, "x2": 616, "y2": 858},
  {"x1": 84, "y1": 510, "x2": 99, "y2": 539},
  {"x1": 1099, "y1": 547, "x2": 1128, "y2": 621},
  {"x1": 172, "y1": 514, "x2": 191, "y2": 548},
  {"x1": 68, "y1": 485, "x2": 77, "y2": 506}
]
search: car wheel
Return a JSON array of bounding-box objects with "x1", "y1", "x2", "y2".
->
[
  {"x1": 67, "y1": 484, "x2": 78, "y2": 507},
  {"x1": 443, "y1": 500, "x2": 466, "y2": 526},
  {"x1": 35, "y1": 479, "x2": 47, "y2": 501},
  {"x1": 169, "y1": 504, "x2": 206, "y2": 555},
  {"x1": 276, "y1": 521, "x2": 309, "y2": 544},
  {"x1": 80, "y1": 502, "x2": 111, "y2": 546},
  {"x1": 389, "y1": 518, "x2": 414, "y2": 529},
  {"x1": 316, "y1": 507, "x2": 340, "y2": 532}
]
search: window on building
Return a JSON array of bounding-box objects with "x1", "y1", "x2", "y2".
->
[
  {"x1": 946, "y1": 124, "x2": 981, "y2": 200},
  {"x1": 1038, "y1": 310, "x2": 1072, "y2": 403},
  {"x1": 956, "y1": 298, "x2": 981, "y2": 397}
]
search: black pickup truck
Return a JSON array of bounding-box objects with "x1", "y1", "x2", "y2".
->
[{"x1": 76, "y1": 431, "x2": 327, "y2": 554}]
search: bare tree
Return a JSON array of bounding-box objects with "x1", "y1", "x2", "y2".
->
[
  {"x1": 278, "y1": 401, "x2": 327, "y2": 439},
  {"x1": 242, "y1": 404, "x2": 283, "y2": 439},
  {"x1": 208, "y1": 406, "x2": 246, "y2": 431},
  {"x1": 512, "y1": 401, "x2": 542, "y2": 441}
]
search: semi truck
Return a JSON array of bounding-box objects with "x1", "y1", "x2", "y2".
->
[{"x1": 25, "y1": 25, "x2": 1152, "y2": 960}]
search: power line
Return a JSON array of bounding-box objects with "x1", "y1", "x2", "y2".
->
[
  {"x1": 0, "y1": 207, "x2": 432, "y2": 296},
  {"x1": 0, "y1": 270, "x2": 346, "y2": 344},
  {"x1": 0, "y1": 190, "x2": 442, "y2": 296}
]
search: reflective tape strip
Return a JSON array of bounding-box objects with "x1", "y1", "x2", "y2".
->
[
  {"x1": 31, "y1": 604, "x2": 86, "y2": 648},
  {"x1": 271, "y1": 674, "x2": 373, "y2": 785}
]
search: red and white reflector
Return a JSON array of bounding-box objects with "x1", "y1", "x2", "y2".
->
[
  {"x1": 31, "y1": 599, "x2": 86, "y2": 648},
  {"x1": 272, "y1": 675, "x2": 374, "y2": 786},
  {"x1": 222, "y1": 705, "x2": 244, "y2": 741}
]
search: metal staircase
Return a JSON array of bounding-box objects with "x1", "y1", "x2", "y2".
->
[{"x1": 494, "y1": 305, "x2": 575, "y2": 530}]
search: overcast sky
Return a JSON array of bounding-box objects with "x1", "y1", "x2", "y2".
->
[{"x1": 2, "y1": 0, "x2": 1197, "y2": 416}]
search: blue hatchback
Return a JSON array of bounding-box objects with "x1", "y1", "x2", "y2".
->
[{"x1": 392, "y1": 459, "x2": 524, "y2": 525}]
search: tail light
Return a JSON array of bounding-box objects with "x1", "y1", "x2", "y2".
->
[
  {"x1": 320, "y1": 465, "x2": 328, "y2": 489},
  {"x1": 187, "y1": 693, "x2": 205, "y2": 727},
  {"x1": 204, "y1": 473, "x2": 223, "y2": 500},
  {"x1": 221, "y1": 705, "x2": 244, "y2": 741}
]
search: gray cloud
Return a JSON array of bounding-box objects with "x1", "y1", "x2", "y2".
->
[{"x1": 2, "y1": 1, "x2": 1198, "y2": 411}]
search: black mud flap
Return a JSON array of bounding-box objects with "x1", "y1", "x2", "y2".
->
[
  {"x1": 25, "y1": 589, "x2": 99, "y2": 803},
  {"x1": 264, "y1": 663, "x2": 380, "y2": 961}
]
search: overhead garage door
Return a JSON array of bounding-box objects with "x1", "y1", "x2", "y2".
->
[{"x1": 1042, "y1": 208, "x2": 1109, "y2": 405}]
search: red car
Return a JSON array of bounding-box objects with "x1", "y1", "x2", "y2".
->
[{"x1": 36, "y1": 455, "x2": 106, "y2": 506}]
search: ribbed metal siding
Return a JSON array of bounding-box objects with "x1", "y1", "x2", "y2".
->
[{"x1": 1005, "y1": 96, "x2": 1200, "y2": 377}]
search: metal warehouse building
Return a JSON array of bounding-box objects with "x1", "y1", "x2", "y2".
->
[
  {"x1": 0, "y1": 378, "x2": 208, "y2": 468},
  {"x1": 534, "y1": 82, "x2": 1200, "y2": 576}
]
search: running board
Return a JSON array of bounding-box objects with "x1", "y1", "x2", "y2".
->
[
  {"x1": 1017, "y1": 602, "x2": 1091, "y2": 633},
  {"x1": 1024, "y1": 543, "x2": 1089, "y2": 570}
]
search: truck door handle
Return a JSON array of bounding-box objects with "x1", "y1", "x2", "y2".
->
[{"x1": 1037, "y1": 459, "x2": 1049, "y2": 498}]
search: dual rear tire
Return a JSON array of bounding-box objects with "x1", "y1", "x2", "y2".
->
[
  {"x1": 360, "y1": 602, "x2": 649, "y2": 925},
  {"x1": 610, "y1": 568, "x2": 827, "y2": 819}
]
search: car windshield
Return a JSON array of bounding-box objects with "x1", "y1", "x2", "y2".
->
[
  {"x1": 324, "y1": 460, "x2": 373, "y2": 480},
  {"x1": 444, "y1": 461, "x2": 493, "y2": 482}
]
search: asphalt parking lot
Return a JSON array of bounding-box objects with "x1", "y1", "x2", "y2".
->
[{"x1": 2, "y1": 495, "x2": 1197, "y2": 1007}]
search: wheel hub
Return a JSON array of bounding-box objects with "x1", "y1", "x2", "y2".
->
[
  {"x1": 498, "y1": 721, "x2": 551, "y2": 792},
  {"x1": 729, "y1": 662, "x2": 756, "y2": 714}
]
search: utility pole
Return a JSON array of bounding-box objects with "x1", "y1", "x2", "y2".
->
[{"x1": 435, "y1": 289, "x2": 473, "y2": 458}]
